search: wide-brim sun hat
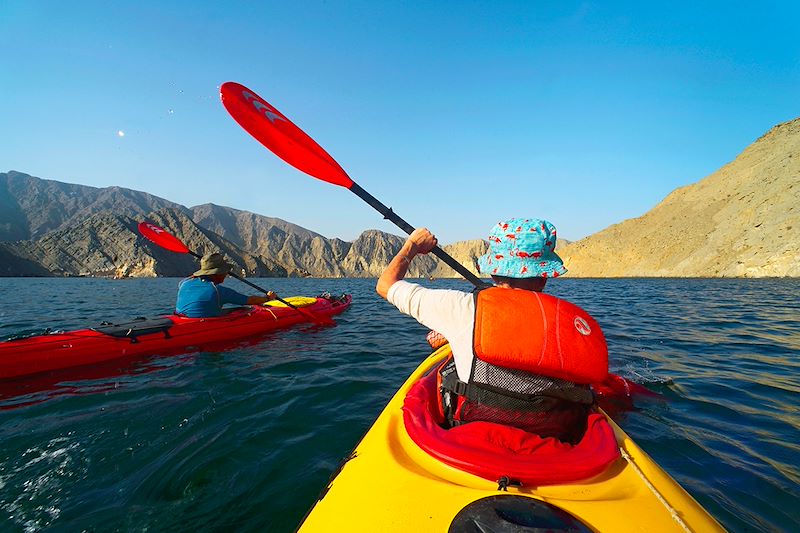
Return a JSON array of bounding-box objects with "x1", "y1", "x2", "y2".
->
[
  {"x1": 193, "y1": 252, "x2": 233, "y2": 277},
  {"x1": 477, "y1": 218, "x2": 567, "y2": 279}
]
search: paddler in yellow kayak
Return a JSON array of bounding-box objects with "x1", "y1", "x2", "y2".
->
[
  {"x1": 176, "y1": 252, "x2": 278, "y2": 318},
  {"x1": 377, "y1": 218, "x2": 608, "y2": 445}
]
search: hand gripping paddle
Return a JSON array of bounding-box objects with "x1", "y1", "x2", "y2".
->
[
  {"x1": 219, "y1": 82, "x2": 488, "y2": 288},
  {"x1": 137, "y1": 221, "x2": 334, "y2": 326}
]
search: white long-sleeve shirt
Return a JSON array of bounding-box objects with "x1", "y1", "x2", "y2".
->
[{"x1": 387, "y1": 280, "x2": 476, "y2": 381}]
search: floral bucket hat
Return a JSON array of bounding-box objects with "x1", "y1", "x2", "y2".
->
[{"x1": 477, "y1": 218, "x2": 567, "y2": 279}]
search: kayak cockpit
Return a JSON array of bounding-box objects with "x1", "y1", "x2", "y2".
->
[{"x1": 402, "y1": 370, "x2": 620, "y2": 486}]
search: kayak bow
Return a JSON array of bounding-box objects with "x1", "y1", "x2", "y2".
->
[{"x1": 299, "y1": 345, "x2": 725, "y2": 532}]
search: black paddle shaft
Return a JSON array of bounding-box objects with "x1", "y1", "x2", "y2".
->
[{"x1": 349, "y1": 183, "x2": 489, "y2": 288}]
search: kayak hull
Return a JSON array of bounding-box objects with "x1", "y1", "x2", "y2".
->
[
  {"x1": 0, "y1": 295, "x2": 351, "y2": 380},
  {"x1": 299, "y1": 345, "x2": 725, "y2": 532}
]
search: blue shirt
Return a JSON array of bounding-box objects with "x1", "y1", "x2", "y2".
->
[{"x1": 175, "y1": 277, "x2": 249, "y2": 318}]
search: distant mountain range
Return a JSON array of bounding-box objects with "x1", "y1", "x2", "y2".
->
[
  {"x1": 1, "y1": 117, "x2": 797, "y2": 278},
  {"x1": 0, "y1": 170, "x2": 486, "y2": 278}
]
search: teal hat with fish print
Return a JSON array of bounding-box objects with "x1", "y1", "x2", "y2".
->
[{"x1": 477, "y1": 218, "x2": 567, "y2": 278}]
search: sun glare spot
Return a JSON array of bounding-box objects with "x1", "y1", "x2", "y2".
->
[{"x1": 117, "y1": 130, "x2": 125, "y2": 137}]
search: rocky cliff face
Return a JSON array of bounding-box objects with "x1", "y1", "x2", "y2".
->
[
  {"x1": 559, "y1": 118, "x2": 800, "y2": 277},
  {"x1": 2, "y1": 208, "x2": 288, "y2": 278},
  {"x1": 0, "y1": 171, "x2": 184, "y2": 241},
  {"x1": 143, "y1": 208, "x2": 289, "y2": 278},
  {"x1": 190, "y1": 203, "x2": 322, "y2": 248},
  {"x1": 0, "y1": 244, "x2": 52, "y2": 276},
  {"x1": 431, "y1": 239, "x2": 489, "y2": 278}
]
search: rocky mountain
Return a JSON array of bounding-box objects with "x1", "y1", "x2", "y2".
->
[
  {"x1": 559, "y1": 118, "x2": 800, "y2": 277},
  {"x1": 0, "y1": 172, "x2": 492, "y2": 278},
  {"x1": 0, "y1": 244, "x2": 52, "y2": 276},
  {"x1": 190, "y1": 203, "x2": 323, "y2": 244},
  {"x1": 0, "y1": 171, "x2": 185, "y2": 241},
  {"x1": 189, "y1": 203, "x2": 349, "y2": 277},
  {"x1": 186, "y1": 207, "x2": 487, "y2": 278},
  {"x1": 2, "y1": 208, "x2": 288, "y2": 278},
  {"x1": 431, "y1": 239, "x2": 488, "y2": 278}
]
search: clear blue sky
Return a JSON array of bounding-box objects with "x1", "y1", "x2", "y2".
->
[{"x1": 1, "y1": 1, "x2": 798, "y2": 243}]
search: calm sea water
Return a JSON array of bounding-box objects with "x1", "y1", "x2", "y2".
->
[{"x1": 0, "y1": 277, "x2": 798, "y2": 532}]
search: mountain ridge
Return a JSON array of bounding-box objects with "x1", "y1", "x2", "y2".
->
[{"x1": 1, "y1": 116, "x2": 798, "y2": 278}]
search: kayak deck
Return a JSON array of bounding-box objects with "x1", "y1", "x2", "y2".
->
[
  {"x1": 0, "y1": 294, "x2": 352, "y2": 380},
  {"x1": 299, "y1": 345, "x2": 725, "y2": 532}
]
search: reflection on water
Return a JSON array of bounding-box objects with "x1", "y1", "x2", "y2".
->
[{"x1": 1, "y1": 277, "x2": 798, "y2": 531}]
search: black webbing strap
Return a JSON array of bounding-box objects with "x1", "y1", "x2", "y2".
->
[{"x1": 440, "y1": 362, "x2": 594, "y2": 411}]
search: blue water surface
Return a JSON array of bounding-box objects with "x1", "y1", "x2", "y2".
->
[{"x1": 0, "y1": 277, "x2": 798, "y2": 532}]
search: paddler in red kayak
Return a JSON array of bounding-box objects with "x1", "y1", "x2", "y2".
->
[
  {"x1": 377, "y1": 218, "x2": 609, "y2": 444},
  {"x1": 176, "y1": 253, "x2": 278, "y2": 318}
]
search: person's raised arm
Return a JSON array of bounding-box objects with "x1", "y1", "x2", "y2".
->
[{"x1": 376, "y1": 228, "x2": 438, "y2": 299}]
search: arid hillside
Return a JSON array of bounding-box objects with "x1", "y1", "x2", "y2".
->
[{"x1": 559, "y1": 118, "x2": 799, "y2": 277}]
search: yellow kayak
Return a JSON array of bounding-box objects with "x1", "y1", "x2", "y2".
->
[{"x1": 299, "y1": 345, "x2": 725, "y2": 532}]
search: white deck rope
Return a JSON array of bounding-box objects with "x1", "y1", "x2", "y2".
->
[{"x1": 619, "y1": 447, "x2": 693, "y2": 533}]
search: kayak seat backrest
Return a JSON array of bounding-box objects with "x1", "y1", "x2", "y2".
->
[
  {"x1": 402, "y1": 371, "x2": 620, "y2": 486},
  {"x1": 92, "y1": 317, "x2": 175, "y2": 342}
]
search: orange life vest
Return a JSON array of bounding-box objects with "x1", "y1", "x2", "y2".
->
[
  {"x1": 437, "y1": 287, "x2": 609, "y2": 442},
  {"x1": 472, "y1": 287, "x2": 608, "y2": 384}
]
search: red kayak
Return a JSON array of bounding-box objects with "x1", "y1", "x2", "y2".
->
[{"x1": 0, "y1": 294, "x2": 351, "y2": 380}]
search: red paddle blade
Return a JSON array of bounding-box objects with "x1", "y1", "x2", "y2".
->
[
  {"x1": 138, "y1": 222, "x2": 191, "y2": 254},
  {"x1": 220, "y1": 82, "x2": 354, "y2": 189}
]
